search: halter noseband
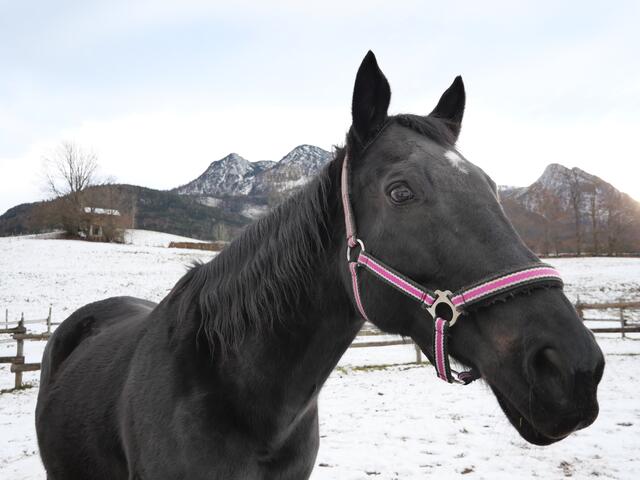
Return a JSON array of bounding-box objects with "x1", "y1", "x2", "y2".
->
[{"x1": 341, "y1": 151, "x2": 564, "y2": 385}]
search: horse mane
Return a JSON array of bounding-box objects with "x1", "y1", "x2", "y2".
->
[
  {"x1": 168, "y1": 114, "x2": 452, "y2": 357},
  {"x1": 168, "y1": 148, "x2": 345, "y2": 357}
]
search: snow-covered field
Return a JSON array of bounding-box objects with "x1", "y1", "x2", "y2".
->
[
  {"x1": 0, "y1": 235, "x2": 639, "y2": 479},
  {"x1": 123, "y1": 228, "x2": 208, "y2": 247}
]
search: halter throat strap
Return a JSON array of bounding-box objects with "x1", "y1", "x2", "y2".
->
[{"x1": 340, "y1": 151, "x2": 564, "y2": 384}]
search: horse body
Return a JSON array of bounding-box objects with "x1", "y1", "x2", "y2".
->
[
  {"x1": 37, "y1": 216, "x2": 362, "y2": 479},
  {"x1": 36, "y1": 51, "x2": 604, "y2": 479}
]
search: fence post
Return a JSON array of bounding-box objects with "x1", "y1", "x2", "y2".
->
[
  {"x1": 620, "y1": 308, "x2": 626, "y2": 339},
  {"x1": 4, "y1": 308, "x2": 7, "y2": 329},
  {"x1": 414, "y1": 343, "x2": 422, "y2": 364},
  {"x1": 15, "y1": 318, "x2": 25, "y2": 389},
  {"x1": 47, "y1": 305, "x2": 52, "y2": 333},
  {"x1": 575, "y1": 296, "x2": 583, "y2": 321}
]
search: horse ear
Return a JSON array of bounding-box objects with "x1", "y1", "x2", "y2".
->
[
  {"x1": 351, "y1": 51, "x2": 391, "y2": 146},
  {"x1": 429, "y1": 76, "x2": 465, "y2": 141}
]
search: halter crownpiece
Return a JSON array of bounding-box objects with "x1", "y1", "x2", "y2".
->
[{"x1": 341, "y1": 151, "x2": 564, "y2": 385}]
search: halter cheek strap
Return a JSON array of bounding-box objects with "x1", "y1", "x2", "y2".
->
[{"x1": 341, "y1": 152, "x2": 564, "y2": 384}]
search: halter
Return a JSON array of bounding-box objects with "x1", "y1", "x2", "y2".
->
[{"x1": 341, "y1": 151, "x2": 564, "y2": 384}]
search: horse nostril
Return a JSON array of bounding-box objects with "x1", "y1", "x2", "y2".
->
[{"x1": 529, "y1": 347, "x2": 564, "y2": 382}]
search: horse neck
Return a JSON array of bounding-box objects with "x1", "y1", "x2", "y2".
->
[
  {"x1": 224, "y1": 157, "x2": 360, "y2": 375},
  {"x1": 166, "y1": 156, "x2": 362, "y2": 435}
]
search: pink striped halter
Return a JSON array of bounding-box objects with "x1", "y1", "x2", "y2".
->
[{"x1": 341, "y1": 151, "x2": 564, "y2": 384}]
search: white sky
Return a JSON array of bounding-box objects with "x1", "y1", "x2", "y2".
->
[{"x1": 1, "y1": 0, "x2": 639, "y2": 214}]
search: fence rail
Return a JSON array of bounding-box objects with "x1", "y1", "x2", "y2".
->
[
  {"x1": 0, "y1": 319, "x2": 51, "y2": 388},
  {"x1": 576, "y1": 300, "x2": 639, "y2": 339},
  {"x1": 1, "y1": 300, "x2": 638, "y2": 390},
  {"x1": 4, "y1": 306, "x2": 53, "y2": 332}
]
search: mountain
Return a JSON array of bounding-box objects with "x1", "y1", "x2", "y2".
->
[
  {"x1": 173, "y1": 145, "x2": 331, "y2": 199},
  {"x1": 500, "y1": 164, "x2": 640, "y2": 255},
  {"x1": 174, "y1": 153, "x2": 265, "y2": 197},
  {"x1": 171, "y1": 145, "x2": 332, "y2": 220}
]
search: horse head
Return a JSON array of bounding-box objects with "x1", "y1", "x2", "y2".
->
[{"x1": 343, "y1": 51, "x2": 604, "y2": 445}]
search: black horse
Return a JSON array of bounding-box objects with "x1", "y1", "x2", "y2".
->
[{"x1": 36, "y1": 52, "x2": 604, "y2": 479}]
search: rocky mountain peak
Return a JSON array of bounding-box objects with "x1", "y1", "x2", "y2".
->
[
  {"x1": 535, "y1": 163, "x2": 598, "y2": 192},
  {"x1": 174, "y1": 153, "x2": 256, "y2": 197},
  {"x1": 534, "y1": 163, "x2": 571, "y2": 192},
  {"x1": 204, "y1": 152, "x2": 252, "y2": 173},
  {"x1": 220, "y1": 152, "x2": 246, "y2": 163},
  {"x1": 280, "y1": 145, "x2": 330, "y2": 165},
  {"x1": 173, "y1": 145, "x2": 332, "y2": 199}
]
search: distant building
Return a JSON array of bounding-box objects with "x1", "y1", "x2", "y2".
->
[{"x1": 82, "y1": 207, "x2": 127, "y2": 242}]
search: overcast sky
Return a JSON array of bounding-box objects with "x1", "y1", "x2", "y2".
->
[{"x1": 1, "y1": 0, "x2": 639, "y2": 214}]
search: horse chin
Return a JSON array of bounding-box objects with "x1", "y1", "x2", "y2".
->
[{"x1": 489, "y1": 385, "x2": 569, "y2": 446}]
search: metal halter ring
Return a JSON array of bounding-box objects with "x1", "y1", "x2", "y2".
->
[
  {"x1": 346, "y1": 238, "x2": 366, "y2": 262},
  {"x1": 426, "y1": 290, "x2": 462, "y2": 326}
]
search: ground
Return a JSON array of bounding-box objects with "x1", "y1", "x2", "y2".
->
[{"x1": 0, "y1": 233, "x2": 638, "y2": 479}]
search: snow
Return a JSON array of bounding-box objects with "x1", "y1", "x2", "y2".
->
[
  {"x1": 197, "y1": 196, "x2": 222, "y2": 207},
  {"x1": 241, "y1": 205, "x2": 269, "y2": 219},
  {"x1": 0, "y1": 237, "x2": 638, "y2": 479},
  {"x1": 276, "y1": 177, "x2": 309, "y2": 190},
  {"x1": 83, "y1": 207, "x2": 121, "y2": 216},
  {"x1": 7, "y1": 231, "x2": 65, "y2": 240},
  {"x1": 123, "y1": 228, "x2": 208, "y2": 248}
]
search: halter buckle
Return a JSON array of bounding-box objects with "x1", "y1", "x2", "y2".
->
[
  {"x1": 346, "y1": 238, "x2": 366, "y2": 262},
  {"x1": 426, "y1": 290, "x2": 462, "y2": 326}
]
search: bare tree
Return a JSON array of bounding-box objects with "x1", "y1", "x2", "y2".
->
[
  {"x1": 586, "y1": 181, "x2": 601, "y2": 255},
  {"x1": 533, "y1": 187, "x2": 563, "y2": 255},
  {"x1": 42, "y1": 142, "x2": 100, "y2": 235},
  {"x1": 213, "y1": 221, "x2": 230, "y2": 242},
  {"x1": 562, "y1": 168, "x2": 584, "y2": 255},
  {"x1": 45, "y1": 142, "x2": 99, "y2": 199},
  {"x1": 602, "y1": 189, "x2": 636, "y2": 255}
]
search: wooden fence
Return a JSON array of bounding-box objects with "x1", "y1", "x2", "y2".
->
[
  {"x1": 351, "y1": 326, "x2": 425, "y2": 362},
  {"x1": 0, "y1": 301, "x2": 638, "y2": 390},
  {"x1": 0, "y1": 319, "x2": 51, "y2": 389},
  {"x1": 168, "y1": 241, "x2": 227, "y2": 251},
  {"x1": 576, "y1": 300, "x2": 640, "y2": 337},
  {"x1": 3, "y1": 306, "x2": 53, "y2": 333}
]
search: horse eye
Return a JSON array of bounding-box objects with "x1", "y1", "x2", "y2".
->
[{"x1": 389, "y1": 185, "x2": 415, "y2": 204}]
